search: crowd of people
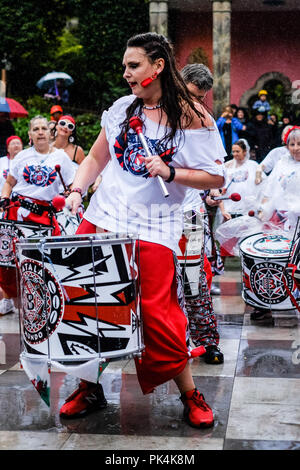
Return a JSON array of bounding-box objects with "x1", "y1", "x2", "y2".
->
[
  {"x1": 216, "y1": 89, "x2": 299, "y2": 163},
  {"x1": 0, "y1": 32, "x2": 299, "y2": 431}
]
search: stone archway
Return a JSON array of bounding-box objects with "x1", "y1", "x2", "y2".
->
[{"x1": 239, "y1": 72, "x2": 292, "y2": 108}]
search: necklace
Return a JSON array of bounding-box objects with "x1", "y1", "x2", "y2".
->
[{"x1": 142, "y1": 103, "x2": 162, "y2": 110}]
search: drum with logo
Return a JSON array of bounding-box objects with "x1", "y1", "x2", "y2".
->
[
  {"x1": 0, "y1": 219, "x2": 53, "y2": 268},
  {"x1": 176, "y1": 210, "x2": 204, "y2": 298},
  {"x1": 239, "y1": 232, "x2": 298, "y2": 310},
  {"x1": 15, "y1": 233, "x2": 144, "y2": 366}
]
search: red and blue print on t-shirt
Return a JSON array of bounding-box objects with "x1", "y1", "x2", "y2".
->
[
  {"x1": 23, "y1": 165, "x2": 57, "y2": 187},
  {"x1": 114, "y1": 131, "x2": 176, "y2": 178}
]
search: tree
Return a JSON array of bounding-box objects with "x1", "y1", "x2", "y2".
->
[
  {"x1": 0, "y1": 0, "x2": 73, "y2": 99},
  {"x1": 71, "y1": 0, "x2": 149, "y2": 110}
]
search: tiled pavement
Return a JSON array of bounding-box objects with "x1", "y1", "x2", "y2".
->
[{"x1": 0, "y1": 258, "x2": 300, "y2": 453}]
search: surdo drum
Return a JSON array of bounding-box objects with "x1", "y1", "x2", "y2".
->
[
  {"x1": 176, "y1": 210, "x2": 205, "y2": 298},
  {"x1": 239, "y1": 232, "x2": 298, "y2": 310},
  {"x1": 0, "y1": 220, "x2": 52, "y2": 268},
  {"x1": 15, "y1": 233, "x2": 144, "y2": 365}
]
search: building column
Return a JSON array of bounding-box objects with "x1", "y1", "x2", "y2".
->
[
  {"x1": 211, "y1": 0, "x2": 232, "y2": 117},
  {"x1": 149, "y1": 1, "x2": 169, "y2": 37}
]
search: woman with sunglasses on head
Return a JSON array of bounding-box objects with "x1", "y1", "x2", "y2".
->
[
  {"x1": 0, "y1": 115, "x2": 76, "y2": 313},
  {"x1": 52, "y1": 115, "x2": 85, "y2": 168},
  {"x1": 59, "y1": 33, "x2": 226, "y2": 429}
]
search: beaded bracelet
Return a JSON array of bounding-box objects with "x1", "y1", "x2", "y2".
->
[{"x1": 70, "y1": 187, "x2": 83, "y2": 198}]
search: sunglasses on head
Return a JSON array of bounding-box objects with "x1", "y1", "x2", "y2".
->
[{"x1": 58, "y1": 120, "x2": 75, "y2": 131}]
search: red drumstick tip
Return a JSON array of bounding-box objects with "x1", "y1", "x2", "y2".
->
[
  {"x1": 52, "y1": 195, "x2": 65, "y2": 211},
  {"x1": 55, "y1": 164, "x2": 61, "y2": 172},
  {"x1": 129, "y1": 116, "x2": 143, "y2": 134},
  {"x1": 230, "y1": 193, "x2": 241, "y2": 201},
  {"x1": 248, "y1": 210, "x2": 255, "y2": 217}
]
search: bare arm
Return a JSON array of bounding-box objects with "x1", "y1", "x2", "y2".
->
[{"x1": 1, "y1": 174, "x2": 17, "y2": 199}]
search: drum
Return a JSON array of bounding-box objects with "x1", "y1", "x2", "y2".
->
[
  {"x1": 15, "y1": 233, "x2": 144, "y2": 368},
  {"x1": 287, "y1": 237, "x2": 300, "y2": 289},
  {"x1": 239, "y1": 232, "x2": 299, "y2": 310},
  {"x1": 0, "y1": 219, "x2": 53, "y2": 268},
  {"x1": 56, "y1": 207, "x2": 82, "y2": 235},
  {"x1": 176, "y1": 210, "x2": 204, "y2": 298}
]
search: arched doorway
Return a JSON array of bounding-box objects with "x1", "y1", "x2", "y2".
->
[{"x1": 239, "y1": 72, "x2": 292, "y2": 119}]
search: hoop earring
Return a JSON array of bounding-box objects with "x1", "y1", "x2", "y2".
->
[{"x1": 68, "y1": 135, "x2": 74, "y2": 143}]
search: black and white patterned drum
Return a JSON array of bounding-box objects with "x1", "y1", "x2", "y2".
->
[
  {"x1": 56, "y1": 207, "x2": 82, "y2": 235},
  {"x1": 239, "y1": 232, "x2": 299, "y2": 310},
  {"x1": 0, "y1": 220, "x2": 52, "y2": 268},
  {"x1": 176, "y1": 210, "x2": 204, "y2": 298},
  {"x1": 15, "y1": 233, "x2": 143, "y2": 364},
  {"x1": 287, "y1": 236, "x2": 300, "y2": 289}
]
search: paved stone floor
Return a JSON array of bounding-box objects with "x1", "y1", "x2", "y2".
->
[{"x1": 0, "y1": 258, "x2": 300, "y2": 453}]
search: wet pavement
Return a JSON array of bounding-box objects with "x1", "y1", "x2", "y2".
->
[{"x1": 0, "y1": 258, "x2": 300, "y2": 451}]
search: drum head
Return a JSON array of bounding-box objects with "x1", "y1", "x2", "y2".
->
[{"x1": 239, "y1": 232, "x2": 292, "y2": 260}]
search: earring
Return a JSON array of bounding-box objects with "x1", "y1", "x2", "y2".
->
[{"x1": 69, "y1": 135, "x2": 74, "y2": 143}]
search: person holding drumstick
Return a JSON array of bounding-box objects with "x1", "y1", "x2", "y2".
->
[
  {"x1": 60, "y1": 33, "x2": 226, "y2": 428},
  {"x1": 0, "y1": 115, "x2": 76, "y2": 314}
]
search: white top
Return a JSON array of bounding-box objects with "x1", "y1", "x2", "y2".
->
[
  {"x1": 223, "y1": 158, "x2": 264, "y2": 214},
  {"x1": 84, "y1": 95, "x2": 226, "y2": 252},
  {"x1": 0, "y1": 156, "x2": 11, "y2": 193},
  {"x1": 10, "y1": 146, "x2": 76, "y2": 201},
  {"x1": 260, "y1": 146, "x2": 289, "y2": 174},
  {"x1": 262, "y1": 154, "x2": 300, "y2": 227}
]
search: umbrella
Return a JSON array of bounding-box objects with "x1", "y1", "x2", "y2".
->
[
  {"x1": 0, "y1": 97, "x2": 28, "y2": 118},
  {"x1": 36, "y1": 71, "x2": 74, "y2": 90}
]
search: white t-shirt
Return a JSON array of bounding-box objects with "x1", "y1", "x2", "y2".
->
[
  {"x1": 260, "y1": 146, "x2": 289, "y2": 174},
  {"x1": 223, "y1": 158, "x2": 264, "y2": 214},
  {"x1": 0, "y1": 156, "x2": 11, "y2": 193},
  {"x1": 262, "y1": 154, "x2": 300, "y2": 220},
  {"x1": 10, "y1": 146, "x2": 76, "y2": 201},
  {"x1": 85, "y1": 95, "x2": 226, "y2": 252}
]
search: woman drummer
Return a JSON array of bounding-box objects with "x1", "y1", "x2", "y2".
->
[
  {"x1": 59, "y1": 33, "x2": 226, "y2": 428},
  {"x1": 52, "y1": 115, "x2": 85, "y2": 168},
  {"x1": 0, "y1": 115, "x2": 76, "y2": 312}
]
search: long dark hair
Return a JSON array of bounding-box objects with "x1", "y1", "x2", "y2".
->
[{"x1": 121, "y1": 32, "x2": 206, "y2": 151}]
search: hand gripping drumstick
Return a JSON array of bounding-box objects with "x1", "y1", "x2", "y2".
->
[
  {"x1": 210, "y1": 192, "x2": 241, "y2": 202},
  {"x1": 55, "y1": 164, "x2": 67, "y2": 192},
  {"x1": 129, "y1": 116, "x2": 169, "y2": 198}
]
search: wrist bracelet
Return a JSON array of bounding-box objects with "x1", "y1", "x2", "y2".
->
[
  {"x1": 165, "y1": 165, "x2": 176, "y2": 183},
  {"x1": 70, "y1": 187, "x2": 83, "y2": 198}
]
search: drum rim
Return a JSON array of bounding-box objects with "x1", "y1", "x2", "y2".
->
[{"x1": 239, "y1": 231, "x2": 292, "y2": 260}]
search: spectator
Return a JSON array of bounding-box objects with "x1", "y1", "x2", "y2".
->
[
  {"x1": 246, "y1": 108, "x2": 273, "y2": 163},
  {"x1": 216, "y1": 105, "x2": 245, "y2": 160},
  {"x1": 45, "y1": 80, "x2": 69, "y2": 105},
  {"x1": 50, "y1": 105, "x2": 63, "y2": 122},
  {"x1": 252, "y1": 89, "x2": 271, "y2": 114}
]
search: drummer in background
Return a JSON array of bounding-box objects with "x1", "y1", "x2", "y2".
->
[
  {"x1": 0, "y1": 136, "x2": 23, "y2": 315},
  {"x1": 180, "y1": 63, "x2": 224, "y2": 364},
  {"x1": 0, "y1": 115, "x2": 76, "y2": 315},
  {"x1": 250, "y1": 126, "x2": 300, "y2": 322},
  {"x1": 0, "y1": 136, "x2": 23, "y2": 193},
  {"x1": 59, "y1": 32, "x2": 226, "y2": 428},
  {"x1": 52, "y1": 115, "x2": 85, "y2": 168}
]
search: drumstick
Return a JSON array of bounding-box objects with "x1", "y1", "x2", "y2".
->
[
  {"x1": 211, "y1": 192, "x2": 241, "y2": 201},
  {"x1": 55, "y1": 164, "x2": 67, "y2": 192},
  {"x1": 129, "y1": 116, "x2": 169, "y2": 198}
]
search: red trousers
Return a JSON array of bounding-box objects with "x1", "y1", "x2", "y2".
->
[{"x1": 77, "y1": 219, "x2": 191, "y2": 394}]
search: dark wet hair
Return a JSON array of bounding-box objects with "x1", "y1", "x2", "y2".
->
[{"x1": 121, "y1": 32, "x2": 206, "y2": 151}]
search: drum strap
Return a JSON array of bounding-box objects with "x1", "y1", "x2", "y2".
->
[
  {"x1": 12, "y1": 196, "x2": 53, "y2": 216},
  {"x1": 283, "y1": 264, "x2": 300, "y2": 314}
]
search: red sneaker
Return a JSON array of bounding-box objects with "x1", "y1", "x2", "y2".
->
[
  {"x1": 180, "y1": 388, "x2": 214, "y2": 428},
  {"x1": 60, "y1": 381, "x2": 107, "y2": 419}
]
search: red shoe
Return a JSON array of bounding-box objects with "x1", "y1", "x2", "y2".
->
[
  {"x1": 60, "y1": 381, "x2": 107, "y2": 419},
  {"x1": 180, "y1": 388, "x2": 214, "y2": 428}
]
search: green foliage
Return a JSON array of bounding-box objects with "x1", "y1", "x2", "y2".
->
[{"x1": 75, "y1": 113, "x2": 101, "y2": 152}]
